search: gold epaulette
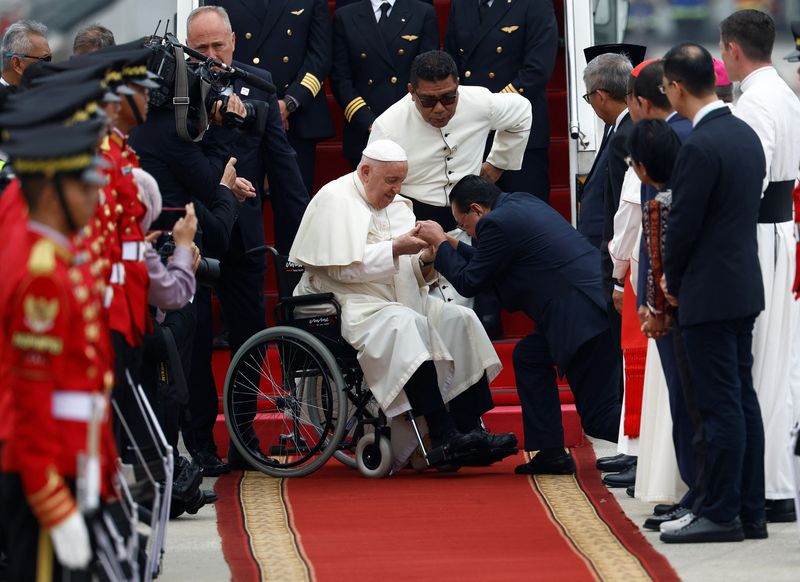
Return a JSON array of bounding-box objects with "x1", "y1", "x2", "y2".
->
[
  {"x1": 100, "y1": 135, "x2": 111, "y2": 152},
  {"x1": 28, "y1": 239, "x2": 56, "y2": 275}
]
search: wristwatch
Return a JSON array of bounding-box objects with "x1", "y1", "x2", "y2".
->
[{"x1": 284, "y1": 95, "x2": 299, "y2": 114}]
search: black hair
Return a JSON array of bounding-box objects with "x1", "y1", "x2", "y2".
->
[
  {"x1": 410, "y1": 50, "x2": 458, "y2": 88},
  {"x1": 716, "y1": 83, "x2": 734, "y2": 103},
  {"x1": 626, "y1": 119, "x2": 682, "y2": 186},
  {"x1": 633, "y1": 61, "x2": 671, "y2": 110},
  {"x1": 662, "y1": 42, "x2": 716, "y2": 98},
  {"x1": 73, "y1": 24, "x2": 115, "y2": 55},
  {"x1": 720, "y1": 9, "x2": 774, "y2": 63},
  {"x1": 18, "y1": 174, "x2": 49, "y2": 211},
  {"x1": 449, "y1": 175, "x2": 501, "y2": 212}
]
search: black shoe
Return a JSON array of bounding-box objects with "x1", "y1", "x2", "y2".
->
[
  {"x1": 643, "y1": 507, "x2": 692, "y2": 531},
  {"x1": 596, "y1": 453, "x2": 637, "y2": 473},
  {"x1": 227, "y1": 447, "x2": 278, "y2": 471},
  {"x1": 514, "y1": 451, "x2": 575, "y2": 475},
  {"x1": 765, "y1": 498, "x2": 796, "y2": 523},
  {"x1": 427, "y1": 429, "x2": 490, "y2": 467},
  {"x1": 602, "y1": 463, "x2": 636, "y2": 488},
  {"x1": 654, "y1": 503, "x2": 680, "y2": 516},
  {"x1": 476, "y1": 428, "x2": 518, "y2": 450},
  {"x1": 660, "y1": 516, "x2": 745, "y2": 543},
  {"x1": 626, "y1": 485, "x2": 635, "y2": 497},
  {"x1": 212, "y1": 330, "x2": 229, "y2": 349},
  {"x1": 193, "y1": 451, "x2": 230, "y2": 477},
  {"x1": 185, "y1": 489, "x2": 218, "y2": 515},
  {"x1": 742, "y1": 519, "x2": 768, "y2": 539}
]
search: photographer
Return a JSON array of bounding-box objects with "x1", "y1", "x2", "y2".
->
[{"x1": 184, "y1": 6, "x2": 309, "y2": 473}]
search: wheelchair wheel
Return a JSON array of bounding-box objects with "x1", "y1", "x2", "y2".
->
[
  {"x1": 223, "y1": 326, "x2": 348, "y2": 477},
  {"x1": 331, "y1": 393, "x2": 379, "y2": 469},
  {"x1": 356, "y1": 433, "x2": 393, "y2": 479}
]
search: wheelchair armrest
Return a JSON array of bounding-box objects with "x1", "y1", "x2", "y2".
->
[{"x1": 280, "y1": 292, "x2": 335, "y2": 308}]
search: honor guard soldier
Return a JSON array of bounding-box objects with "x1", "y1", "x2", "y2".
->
[
  {"x1": 206, "y1": 0, "x2": 335, "y2": 193},
  {"x1": 444, "y1": 0, "x2": 558, "y2": 201},
  {"x1": 331, "y1": 0, "x2": 439, "y2": 169},
  {"x1": 0, "y1": 118, "x2": 119, "y2": 580}
]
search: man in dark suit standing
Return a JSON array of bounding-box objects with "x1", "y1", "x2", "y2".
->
[
  {"x1": 416, "y1": 175, "x2": 621, "y2": 475},
  {"x1": 186, "y1": 5, "x2": 310, "y2": 472},
  {"x1": 444, "y1": 0, "x2": 558, "y2": 202},
  {"x1": 207, "y1": 0, "x2": 335, "y2": 194},
  {"x1": 660, "y1": 43, "x2": 766, "y2": 543},
  {"x1": 331, "y1": 0, "x2": 439, "y2": 169}
]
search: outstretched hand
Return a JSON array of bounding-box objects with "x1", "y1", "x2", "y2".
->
[
  {"x1": 393, "y1": 225, "x2": 428, "y2": 257},
  {"x1": 415, "y1": 220, "x2": 447, "y2": 247}
]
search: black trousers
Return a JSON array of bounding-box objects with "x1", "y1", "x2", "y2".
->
[
  {"x1": 287, "y1": 133, "x2": 317, "y2": 196},
  {"x1": 0, "y1": 474, "x2": 91, "y2": 582},
  {"x1": 656, "y1": 328, "x2": 700, "y2": 510},
  {"x1": 187, "y1": 285, "x2": 219, "y2": 456},
  {"x1": 681, "y1": 316, "x2": 765, "y2": 523},
  {"x1": 513, "y1": 329, "x2": 621, "y2": 450},
  {"x1": 111, "y1": 332, "x2": 145, "y2": 465},
  {"x1": 495, "y1": 147, "x2": 551, "y2": 203}
]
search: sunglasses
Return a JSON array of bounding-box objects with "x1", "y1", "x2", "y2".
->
[
  {"x1": 5, "y1": 52, "x2": 52, "y2": 62},
  {"x1": 414, "y1": 90, "x2": 458, "y2": 108}
]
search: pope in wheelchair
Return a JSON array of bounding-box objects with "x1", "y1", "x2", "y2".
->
[{"x1": 287, "y1": 140, "x2": 518, "y2": 471}]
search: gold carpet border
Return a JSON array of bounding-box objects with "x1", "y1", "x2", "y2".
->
[
  {"x1": 527, "y1": 452, "x2": 653, "y2": 582},
  {"x1": 240, "y1": 472, "x2": 312, "y2": 582}
]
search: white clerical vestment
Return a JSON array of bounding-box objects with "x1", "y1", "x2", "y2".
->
[
  {"x1": 736, "y1": 66, "x2": 800, "y2": 500},
  {"x1": 368, "y1": 86, "x2": 532, "y2": 207},
  {"x1": 289, "y1": 172, "x2": 502, "y2": 418}
]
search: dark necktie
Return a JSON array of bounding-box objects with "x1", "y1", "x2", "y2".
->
[
  {"x1": 378, "y1": 2, "x2": 391, "y2": 30},
  {"x1": 479, "y1": 0, "x2": 490, "y2": 23}
]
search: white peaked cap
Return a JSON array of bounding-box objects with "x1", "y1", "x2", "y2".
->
[{"x1": 362, "y1": 139, "x2": 408, "y2": 162}]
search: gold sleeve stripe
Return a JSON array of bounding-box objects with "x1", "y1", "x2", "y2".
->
[
  {"x1": 501, "y1": 83, "x2": 520, "y2": 94},
  {"x1": 344, "y1": 98, "x2": 367, "y2": 122},
  {"x1": 300, "y1": 73, "x2": 322, "y2": 96},
  {"x1": 41, "y1": 498, "x2": 77, "y2": 527},
  {"x1": 27, "y1": 469, "x2": 61, "y2": 504}
]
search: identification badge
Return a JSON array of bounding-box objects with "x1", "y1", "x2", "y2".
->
[{"x1": 240, "y1": 87, "x2": 250, "y2": 96}]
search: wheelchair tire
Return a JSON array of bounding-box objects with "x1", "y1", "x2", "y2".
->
[
  {"x1": 223, "y1": 326, "x2": 348, "y2": 478},
  {"x1": 355, "y1": 433, "x2": 393, "y2": 479}
]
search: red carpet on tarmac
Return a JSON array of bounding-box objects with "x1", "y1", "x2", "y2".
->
[{"x1": 214, "y1": 445, "x2": 679, "y2": 582}]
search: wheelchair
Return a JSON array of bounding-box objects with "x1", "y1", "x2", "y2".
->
[{"x1": 223, "y1": 247, "x2": 406, "y2": 478}]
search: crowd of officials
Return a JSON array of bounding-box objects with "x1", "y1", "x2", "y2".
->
[{"x1": 0, "y1": 0, "x2": 799, "y2": 578}]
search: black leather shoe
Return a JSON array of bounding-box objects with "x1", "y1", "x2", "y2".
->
[
  {"x1": 228, "y1": 448, "x2": 278, "y2": 471},
  {"x1": 626, "y1": 485, "x2": 635, "y2": 497},
  {"x1": 643, "y1": 507, "x2": 692, "y2": 531},
  {"x1": 193, "y1": 451, "x2": 230, "y2": 477},
  {"x1": 596, "y1": 453, "x2": 637, "y2": 473},
  {"x1": 765, "y1": 499, "x2": 796, "y2": 523},
  {"x1": 477, "y1": 428, "x2": 517, "y2": 450},
  {"x1": 654, "y1": 503, "x2": 679, "y2": 516},
  {"x1": 602, "y1": 463, "x2": 636, "y2": 487},
  {"x1": 660, "y1": 516, "x2": 744, "y2": 543},
  {"x1": 427, "y1": 429, "x2": 489, "y2": 467},
  {"x1": 742, "y1": 519, "x2": 768, "y2": 539},
  {"x1": 514, "y1": 451, "x2": 575, "y2": 475}
]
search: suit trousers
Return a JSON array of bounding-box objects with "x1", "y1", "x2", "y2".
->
[
  {"x1": 287, "y1": 132, "x2": 317, "y2": 196},
  {"x1": 495, "y1": 147, "x2": 550, "y2": 204},
  {"x1": 111, "y1": 332, "x2": 144, "y2": 464},
  {"x1": 656, "y1": 330, "x2": 699, "y2": 509},
  {"x1": 681, "y1": 316, "x2": 766, "y2": 523},
  {"x1": 187, "y1": 286, "x2": 219, "y2": 456},
  {"x1": 513, "y1": 329, "x2": 621, "y2": 450}
]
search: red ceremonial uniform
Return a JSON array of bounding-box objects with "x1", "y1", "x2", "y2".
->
[
  {"x1": 103, "y1": 127, "x2": 150, "y2": 346},
  {"x1": 0, "y1": 224, "x2": 118, "y2": 528}
]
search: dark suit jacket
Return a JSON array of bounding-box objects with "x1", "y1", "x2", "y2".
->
[
  {"x1": 208, "y1": 0, "x2": 335, "y2": 141},
  {"x1": 230, "y1": 62, "x2": 309, "y2": 254},
  {"x1": 636, "y1": 112, "x2": 692, "y2": 307},
  {"x1": 601, "y1": 112, "x2": 632, "y2": 290},
  {"x1": 331, "y1": 0, "x2": 439, "y2": 163},
  {"x1": 577, "y1": 124, "x2": 611, "y2": 248},
  {"x1": 335, "y1": 0, "x2": 432, "y2": 7},
  {"x1": 663, "y1": 106, "x2": 766, "y2": 326},
  {"x1": 435, "y1": 192, "x2": 609, "y2": 368},
  {"x1": 444, "y1": 0, "x2": 558, "y2": 150}
]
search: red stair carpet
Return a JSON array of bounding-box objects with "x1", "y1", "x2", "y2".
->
[{"x1": 214, "y1": 445, "x2": 679, "y2": 582}]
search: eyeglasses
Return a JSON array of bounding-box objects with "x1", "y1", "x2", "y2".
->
[
  {"x1": 414, "y1": 90, "x2": 458, "y2": 108},
  {"x1": 582, "y1": 89, "x2": 606, "y2": 103},
  {"x1": 658, "y1": 79, "x2": 682, "y2": 94},
  {"x1": 5, "y1": 52, "x2": 51, "y2": 62},
  {"x1": 455, "y1": 207, "x2": 473, "y2": 230}
]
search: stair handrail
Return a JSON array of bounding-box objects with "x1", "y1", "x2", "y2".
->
[{"x1": 564, "y1": 0, "x2": 589, "y2": 149}]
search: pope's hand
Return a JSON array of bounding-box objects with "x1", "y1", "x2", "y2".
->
[
  {"x1": 415, "y1": 220, "x2": 447, "y2": 246},
  {"x1": 50, "y1": 509, "x2": 92, "y2": 570},
  {"x1": 393, "y1": 226, "x2": 428, "y2": 257}
]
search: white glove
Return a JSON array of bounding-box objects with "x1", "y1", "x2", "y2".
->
[{"x1": 49, "y1": 509, "x2": 92, "y2": 570}]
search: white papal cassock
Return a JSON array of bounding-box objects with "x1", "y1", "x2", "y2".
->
[
  {"x1": 289, "y1": 172, "x2": 502, "y2": 418},
  {"x1": 736, "y1": 65, "x2": 800, "y2": 500}
]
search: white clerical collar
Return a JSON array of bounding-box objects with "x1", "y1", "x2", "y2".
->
[
  {"x1": 613, "y1": 108, "x2": 628, "y2": 131},
  {"x1": 693, "y1": 100, "x2": 726, "y2": 126},
  {"x1": 371, "y1": 0, "x2": 396, "y2": 20},
  {"x1": 352, "y1": 171, "x2": 372, "y2": 207},
  {"x1": 739, "y1": 65, "x2": 775, "y2": 94}
]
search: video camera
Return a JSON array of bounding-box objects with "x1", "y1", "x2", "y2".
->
[
  {"x1": 144, "y1": 23, "x2": 274, "y2": 141},
  {"x1": 156, "y1": 232, "x2": 220, "y2": 287}
]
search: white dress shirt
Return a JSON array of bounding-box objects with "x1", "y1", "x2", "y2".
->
[{"x1": 371, "y1": 0, "x2": 396, "y2": 21}]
